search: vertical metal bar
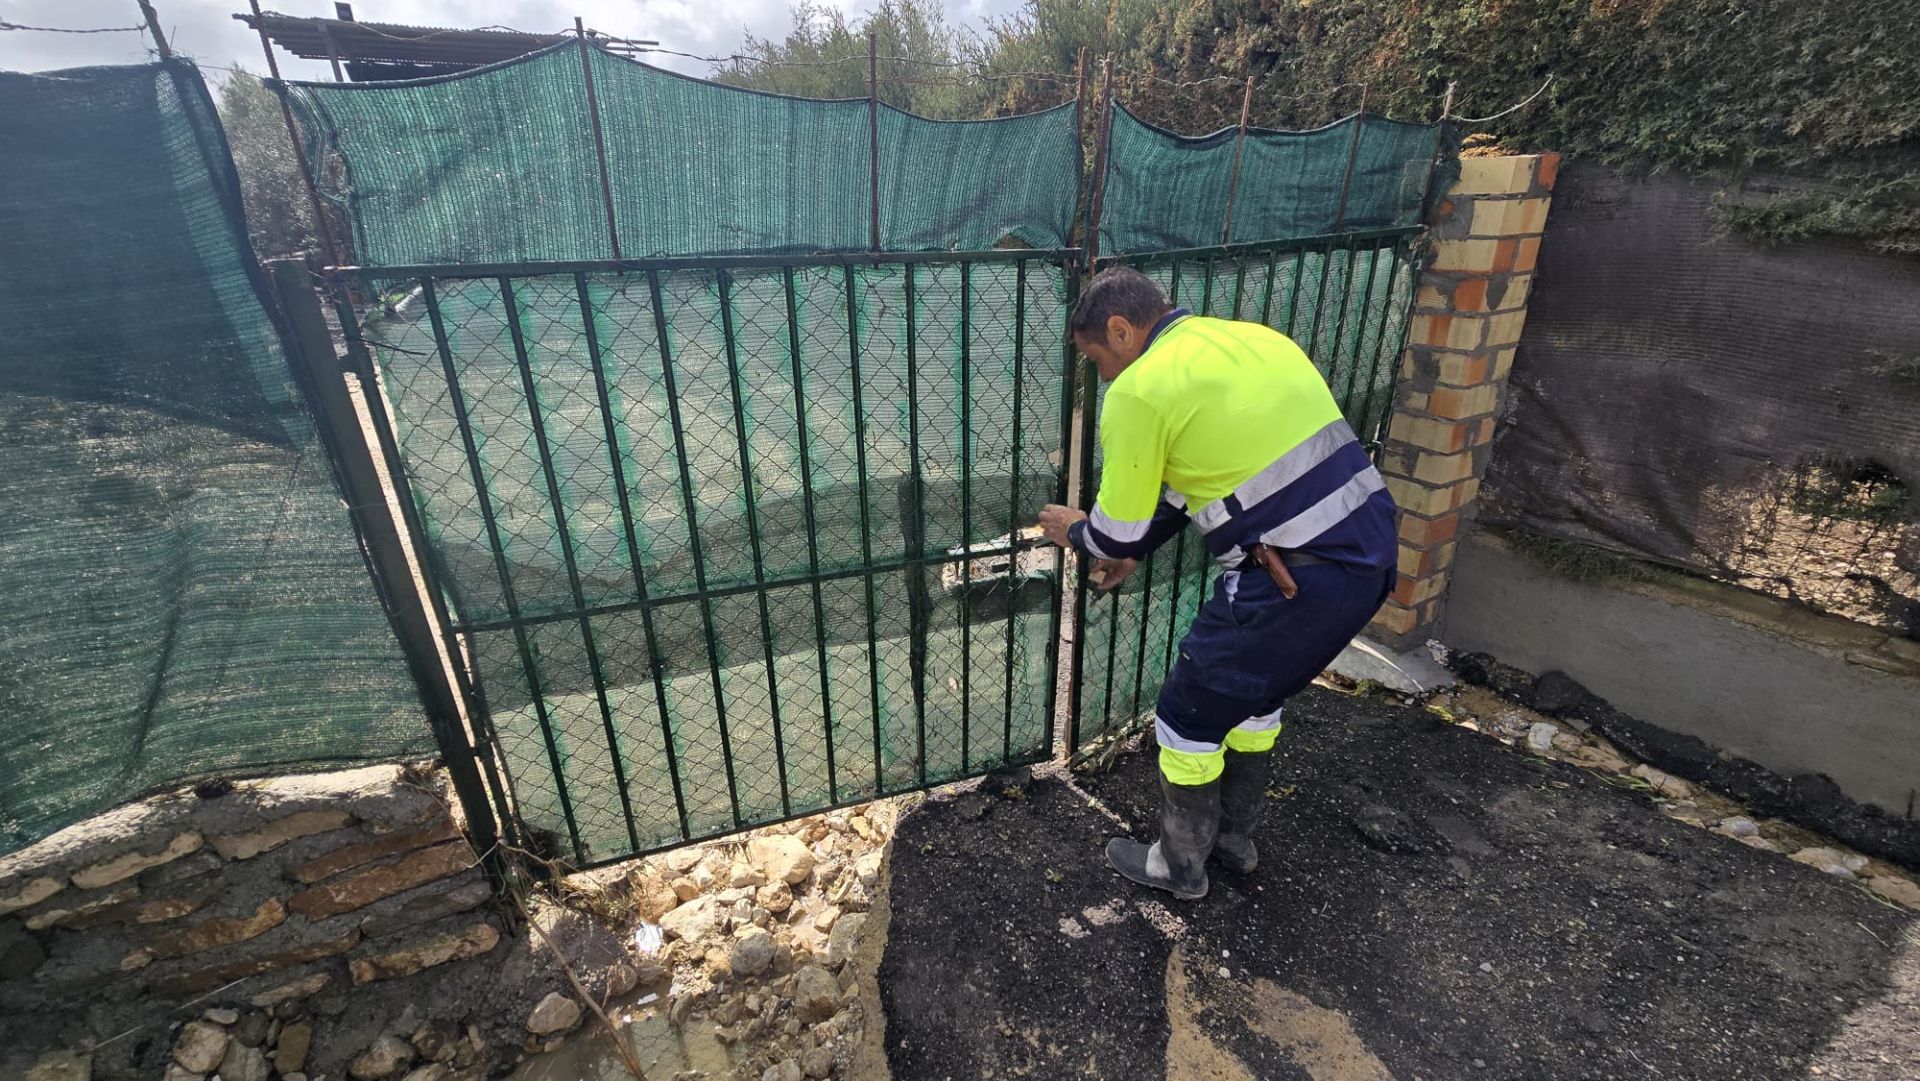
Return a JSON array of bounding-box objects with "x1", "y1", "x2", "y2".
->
[
  {"x1": 1323, "y1": 240, "x2": 1362, "y2": 391},
  {"x1": 1127, "y1": 539, "x2": 1157, "y2": 719},
  {"x1": 1220, "y1": 76, "x2": 1255, "y2": 245},
  {"x1": 1161, "y1": 528, "x2": 1187, "y2": 675},
  {"x1": 575, "y1": 18, "x2": 624, "y2": 261},
  {"x1": 1086, "y1": 56, "x2": 1116, "y2": 269},
  {"x1": 1418, "y1": 82, "x2": 1459, "y2": 223},
  {"x1": 1199, "y1": 257, "x2": 1216, "y2": 316},
  {"x1": 1168, "y1": 261, "x2": 1184, "y2": 309},
  {"x1": 647, "y1": 269, "x2": 745, "y2": 828},
  {"x1": 1002, "y1": 260, "x2": 1028, "y2": 764},
  {"x1": 1072, "y1": 48, "x2": 1089, "y2": 249},
  {"x1": 1067, "y1": 353, "x2": 1098, "y2": 751},
  {"x1": 1338, "y1": 246, "x2": 1383, "y2": 415},
  {"x1": 1100, "y1": 543, "x2": 1121, "y2": 737},
  {"x1": 1045, "y1": 264, "x2": 1078, "y2": 758},
  {"x1": 330, "y1": 280, "x2": 520, "y2": 852},
  {"x1": 421, "y1": 280, "x2": 584, "y2": 861},
  {"x1": 867, "y1": 32, "x2": 882, "y2": 253},
  {"x1": 903, "y1": 264, "x2": 929, "y2": 785},
  {"x1": 269, "y1": 260, "x2": 503, "y2": 868},
  {"x1": 1259, "y1": 247, "x2": 1281, "y2": 327},
  {"x1": 136, "y1": 0, "x2": 172, "y2": 57},
  {"x1": 1279, "y1": 247, "x2": 1307, "y2": 332},
  {"x1": 316, "y1": 19, "x2": 346, "y2": 81},
  {"x1": 247, "y1": 0, "x2": 342, "y2": 271},
  {"x1": 843, "y1": 265, "x2": 887, "y2": 795},
  {"x1": 783, "y1": 268, "x2": 839, "y2": 802},
  {"x1": 958, "y1": 262, "x2": 974, "y2": 771},
  {"x1": 1353, "y1": 243, "x2": 1409, "y2": 446},
  {"x1": 1331, "y1": 85, "x2": 1371, "y2": 231},
  {"x1": 716, "y1": 270, "x2": 793, "y2": 818},
  {"x1": 498, "y1": 276, "x2": 641, "y2": 855},
  {"x1": 1303, "y1": 237, "x2": 1339, "y2": 364},
  {"x1": 1231, "y1": 254, "x2": 1249, "y2": 319},
  {"x1": 574, "y1": 272, "x2": 690, "y2": 840}
]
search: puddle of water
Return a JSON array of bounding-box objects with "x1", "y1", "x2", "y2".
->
[{"x1": 512, "y1": 1006, "x2": 734, "y2": 1081}]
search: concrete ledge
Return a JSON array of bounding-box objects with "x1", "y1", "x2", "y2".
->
[{"x1": 1330, "y1": 637, "x2": 1457, "y2": 696}]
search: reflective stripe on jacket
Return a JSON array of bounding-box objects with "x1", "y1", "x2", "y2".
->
[{"x1": 1068, "y1": 313, "x2": 1397, "y2": 571}]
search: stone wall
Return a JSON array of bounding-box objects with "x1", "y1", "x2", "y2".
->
[{"x1": 0, "y1": 766, "x2": 521, "y2": 1080}]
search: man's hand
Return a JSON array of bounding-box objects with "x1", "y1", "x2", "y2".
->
[
  {"x1": 1036, "y1": 504, "x2": 1087, "y2": 549},
  {"x1": 1090, "y1": 558, "x2": 1139, "y2": 592}
]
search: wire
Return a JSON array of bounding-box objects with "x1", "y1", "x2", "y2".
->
[
  {"x1": 0, "y1": 20, "x2": 146, "y2": 33},
  {"x1": 1453, "y1": 74, "x2": 1554, "y2": 124}
]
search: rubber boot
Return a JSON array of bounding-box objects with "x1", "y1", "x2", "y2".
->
[
  {"x1": 1213, "y1": 749, "x2": 1271, "y2": 874},
  {"x1": 1106, "y1": 774, "x2": 1220, "y2": 900}
]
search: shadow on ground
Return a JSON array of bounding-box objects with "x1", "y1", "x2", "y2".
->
[{"x1": 878, "y1": 687, "x2": 1920, "y2": 1080}]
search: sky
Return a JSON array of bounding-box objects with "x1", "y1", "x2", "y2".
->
[{"x1": 0, "y1": 0, "x2": 1019, "y2": 80}]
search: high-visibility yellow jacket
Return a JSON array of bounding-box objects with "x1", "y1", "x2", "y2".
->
[{"x1": 1068, "y1": 309, "x2": 1398, "y2": 570}]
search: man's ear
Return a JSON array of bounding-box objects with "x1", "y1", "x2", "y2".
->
[{"x1": 1105, "y1": 313, "x2": 1133, "y2": 349}]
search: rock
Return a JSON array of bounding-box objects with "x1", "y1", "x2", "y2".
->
[
  {"x1": 1790, "y1": 846, "x2": 1854, "y2": 877},
  {"x1": 173, "y1": 1020, "x2": 231, "y2": 1072},
  {"x1": 211, "y1": 810, "x2": 355, "y2": 861},
  {"x1": 1631, "y1": 765, "x2": 1694, "y2": 799},
  {"x1": 763, "y1": 1059, "x2": 805, "y2": 1081},
  {"x1": 671, "y1": 877, "x2": 700, "y2": 902},
  {"x1": 360, "y1": 879, "x2": 493, "y2": 939},
  {"x1": 802, "y1": 1046, "x2": 834, "y2": 1078},
  {"x1": 292, "y1": 820, "x2": 458, "y2": 885},
  {"x1": 1718, "y1": 816, "x2": 1760, "y2": 838},
  {"x1": 1737, "y1": 834, "x2": 1780, "y2": 853},
  {"x1": 401, "y1": 1066, "x2": 451, "y2": 1081},
  {"x1": 1531, "y1": 670, "x2": 1591, "y2": 714},
  {"x1": 850, "y1": 815, "x2": 879, "y2": 842},
  {"x1": 1867, "y1": 875, "x2": 1920, "y2": 909},
  {"x1": 731, "y1": 928, "x2": 777, "y2": 978},
  {"x1": 151, "y1": 898, "x2": 288, "y2": 959},
  {"x1": 853, "y1": 851, "x2": 883, "y2": 885},
  {"x1": 24, "y1": 884, "x2": 138, "y2": 930},
  {"x1": 669, "y1": 993, "x2": 694, "y2": 1027},
  {"x1": 22, "y1": 1050, "x2": 90, "y2": 1081},
  {"x1": 349, "y1": 1035, "x2": 417, "y2": 1080},
  {"x1": 249, "y1": 971, "x2": 332, "y2": 1008},
  {"x1": 748, "y1": 836, "x2": 816, "y2": 885},
  {"x1": 757, "y1": 880, "x2": 794, "y2": 914},
  {"x1": 0, "y1": 877, "x2": 64, "y2": 916},
  {"x1": 411, "y1": 1019, "x2": 460, "y2": 1063},
  {"x1": 691, "y1": 863, "x2": 718, "y2": 891},
  {"x1": 793, "y1": 965, "x2": 842, "y2": 1023},
  {"x1": 660, "y1": 896, "x2": 722, "y2": 943},
  {"x1": 731, "y1": 861, "x2": 767, "y2": 888},
  {"x1": 1525, "y1": 722, "x2": 1559, "y2": 753},
  {"x1": 350, "y1": 921, "x2": 500, "y2": 984},
  {"x1": 526, "y1": 991, "x2": 584, "y2": 1036},
  {"x1": 288, "y1": 843, "x2": 475, "y2": 920},
  {"x1": 274, "y1": 1021, "x2": 313, "y2": 1074},
  {"x1": 812, "y1": 907, "x2": 841, "y2": 932},
  {"x1": 219, "y1": 1042, "x2": 271, "y2": 1081},
  {"x1": 233, "y1": 1010, "x2": 271, "y2": 1047},
  {"x1": 633, "y1": 876, "x2": 681, "y2": 922},
  {"x1": 71, "y1": 832, "x2": 204, "y2": 890},
  {"x1": 827, "y1": 913, "x2": 867, "y2": 968},
  {"x1": 162, "y1": 1065, "x2": 199, "y2": 1081},
  {"x1": 665, "y1": 846, "x2": 704, "y2": 875},
  {"x1": 204, "y1": 1007, "x2": 240, "y2": 1024},
  {"x1": 605, "y1": 961, "x2": 641, "y2": 997}
]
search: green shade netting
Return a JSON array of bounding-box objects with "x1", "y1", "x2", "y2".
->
[{"x1": 0, "y1": 60, "x2": 429, "y2": 853}]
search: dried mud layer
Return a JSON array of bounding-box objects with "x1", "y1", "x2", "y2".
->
[{"x1": 879, "y1": 686, "x2": 1920, "y2": 1080}]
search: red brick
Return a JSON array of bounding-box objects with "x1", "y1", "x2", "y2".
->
[
  {"x1": 1398, "y1": 511, "x2": 1461, "y2": 548},
  {"x1": 1536, "y1": 153, "x2": 1561, "y2": 192},
  {"x1": 1452, "y1": 278, "x2": 1489, "y2": 311},
  {"x1": 1515, "y1": 237, "x2": 1542, "y2": 272}
]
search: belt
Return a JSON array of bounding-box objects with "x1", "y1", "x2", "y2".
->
[{"x1": 1236, "y1": 548, "x2": 1332, "y2": 571}]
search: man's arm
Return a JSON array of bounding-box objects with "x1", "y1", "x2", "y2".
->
[{"x1": 1067, "y1": 388, "x2": 1186, "y2": 561}]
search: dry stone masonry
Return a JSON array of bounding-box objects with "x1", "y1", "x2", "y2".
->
[{"x1": 0, "y1": 766, "x2": 508, "y2": 1080}]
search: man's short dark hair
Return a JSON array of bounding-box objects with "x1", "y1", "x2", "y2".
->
[{"x1": 1069, "y1": 266, "x2": 1171, "y2": 339}]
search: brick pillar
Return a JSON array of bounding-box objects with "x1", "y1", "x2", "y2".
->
[{"x1": 1370, "y1": 153, "x2": 1559, "y2": 647}]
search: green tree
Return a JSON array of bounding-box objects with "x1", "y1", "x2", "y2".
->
[
  {"x1": 715, "y1": 0, "x2": 996, "y2": 118},
  {"x1": 216, "y1": 70, "x2": 316, "y2": 259}
]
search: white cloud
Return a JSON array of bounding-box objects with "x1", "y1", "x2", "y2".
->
[{"x1": 1, "y1": 0, "x2": 1020, "y2": 80}]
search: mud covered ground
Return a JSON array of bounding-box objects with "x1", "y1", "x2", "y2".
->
[{"x1": 878, "y1": 687, "x2": 1919, "y2": 1080}]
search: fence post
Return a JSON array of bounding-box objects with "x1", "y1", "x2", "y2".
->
[
  {"x1": 1085, "y1": 55, "x2": 1116, "y2": 268},
  {"x1": 575, "y1": 16, "x2": 624, "y2": 261},
  {"x1": 1368, "y1": 153, "x2": 1560, "y2": 648},
  {"x1": 265, "y1": 258, "x2": 505, "y2": 874},
  {"x1": 1331, "y1": 84, "x2": 1370, "y2": 230},
  {"x1": 1220, "y1": 76, "x2": 1254, "y2": 244},
  {"x1": 867, "y1": 31, "x2": 882, "y2": 252}
]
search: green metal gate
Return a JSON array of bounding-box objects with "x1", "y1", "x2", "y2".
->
[
  {"x1": 337, "y1": 251, "x2": 1078, "y2": 867},
  {"x1": 1065, "y1": 227, "x2": 1423, "y2": 754}
]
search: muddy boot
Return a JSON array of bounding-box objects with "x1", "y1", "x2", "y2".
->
[
  {"x1": 1106, "y1": 775, "x2": 1220, "y2": 900},
  {"x1": 1213, "y1": 749, "x2": 1271, "y2": 874}
]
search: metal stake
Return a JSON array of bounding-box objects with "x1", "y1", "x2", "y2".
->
[
  {"x1": 135, "y1": 0, "x2": 172, "y2": 58},
  {"x1": 867, "y1": 32, "x2": 882, "y2": 252},
  {"x1": 1332, "y1": 84, "x2": 1371, "y2": 231},
  {"x1": 246, "y1": 0, "x2": 342, "y2": 269},
  {"x1": 1085, "y1": 56, "x2": 1116, "y2": 269},
  {"x1": 576, "y1": 18, "x2": 624, "y2": 260},
  {"x1": 1220, "y1": 76, "x2": 1254, "y2": 245}
]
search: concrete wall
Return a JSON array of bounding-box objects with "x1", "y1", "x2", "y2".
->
[{"x1": 1445, "y1": 532, "x2": 1920, "y2": 816}]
